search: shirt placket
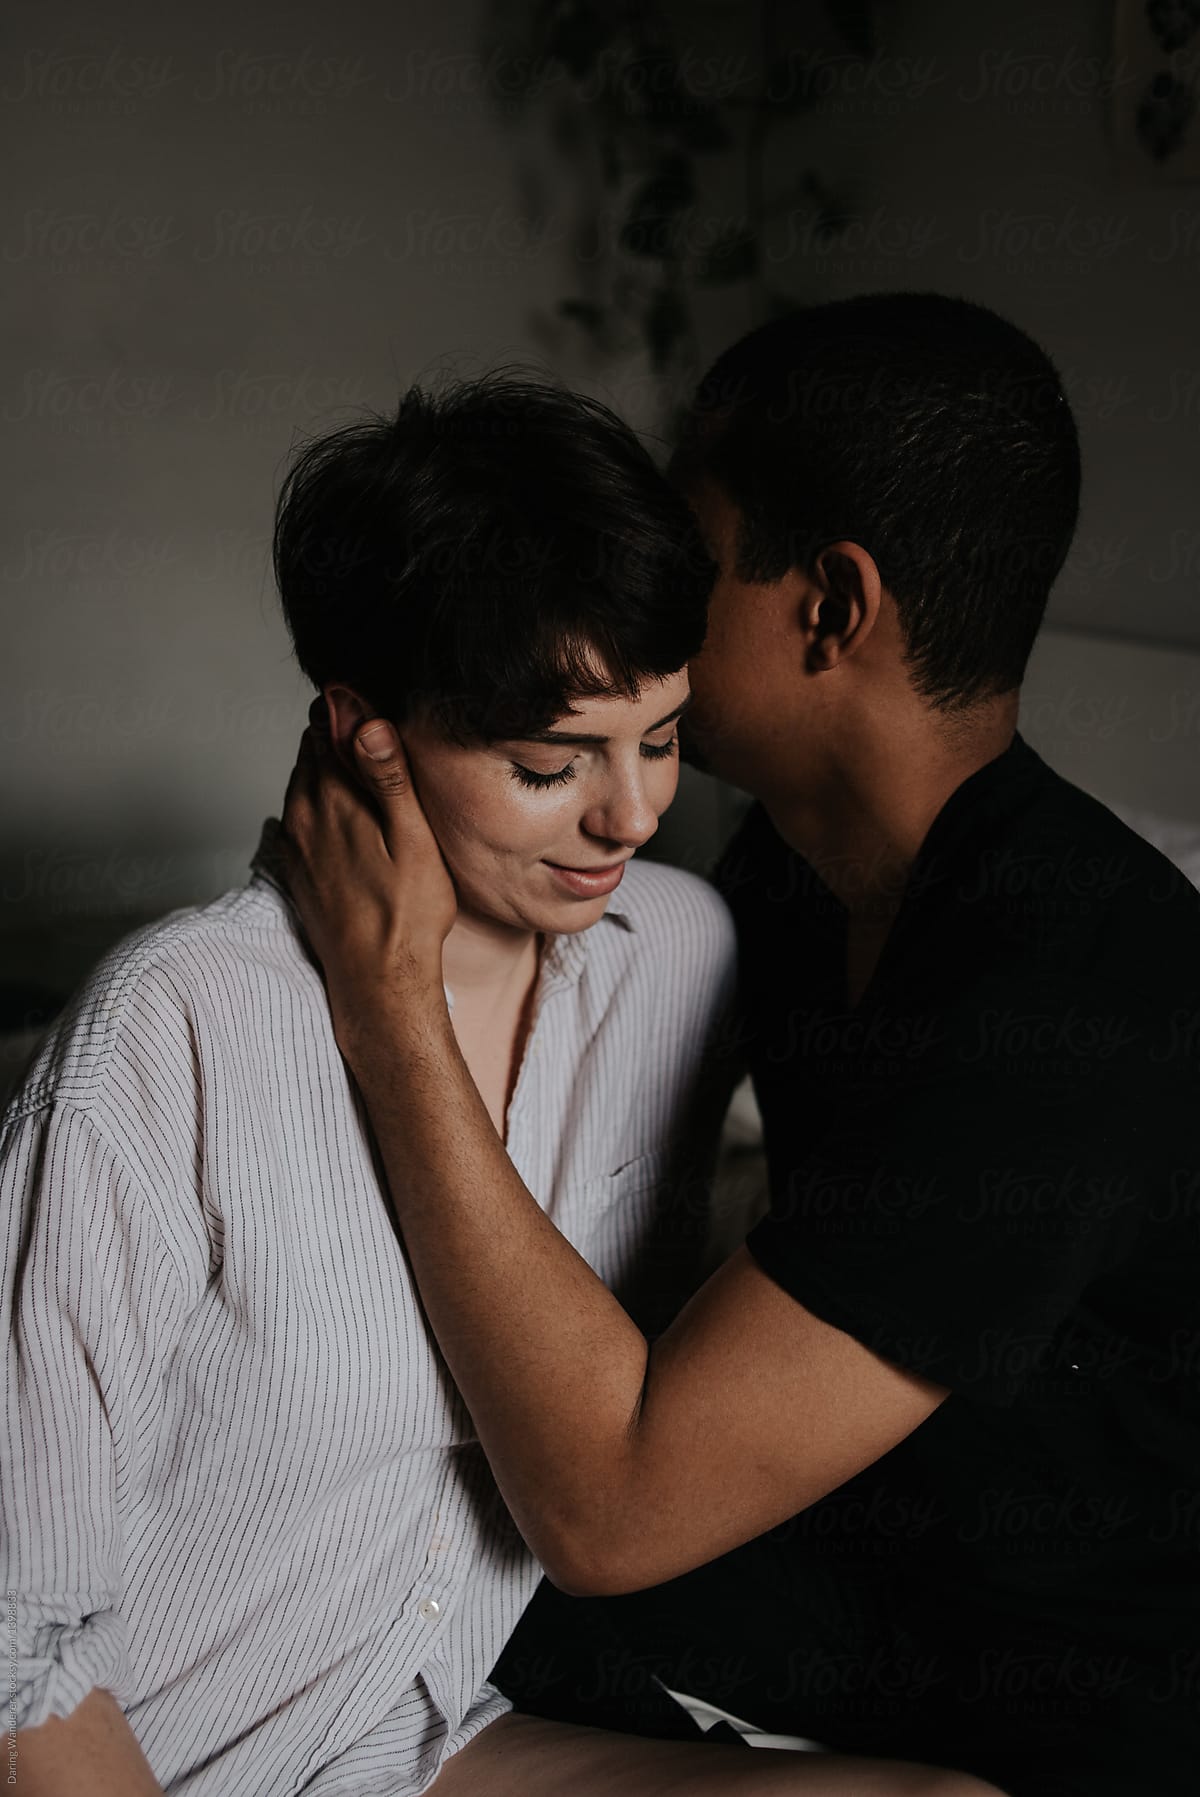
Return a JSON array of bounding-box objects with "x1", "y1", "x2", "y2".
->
[
  {"x1": 407, "y1": 1459, "x2": 467, "y2": 1631},
  {"x1": 391, "y1": 932, "x2": 589, "y2": 1729},
  {"x1": 288, "y1": 1467, "x2": 467, "y2": 1782},
  {"x1": 503, "y1": 933, "x2": 587, "y2": 1194}
]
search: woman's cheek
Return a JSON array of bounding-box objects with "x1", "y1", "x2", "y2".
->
[
  {"x1": 492, "y1": 779, "x2": 577, "y2": 837},
  {"x1": 653, "y1": 757, "x2": 682, "y2": 815},
  {"x1": 442, "y1": 789, "x2": 564, "y2": 879},
  {"x1": 405, "y1": 778, "x2": 506, "y2": 889}
]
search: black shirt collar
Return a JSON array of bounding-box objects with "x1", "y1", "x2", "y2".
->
[
  {"x1": 717, "y1": 729, "x2": 1053, "y2": 943},
  {"x1": 899, "y1": 728, "x2": 1050, "y2": 913}
]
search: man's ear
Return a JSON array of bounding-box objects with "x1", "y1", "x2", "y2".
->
[{"x1": 808, "y1": 541, "x2": 883, "y2": 669}]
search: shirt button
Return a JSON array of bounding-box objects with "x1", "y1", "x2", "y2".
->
[{"x1": 418, "y1": 1597, "x2": 441, "y2": 1620}]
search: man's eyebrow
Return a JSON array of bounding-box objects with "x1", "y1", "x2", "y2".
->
[{"x1": 516, "y1": 693, "x2": 693, "y2": 746}]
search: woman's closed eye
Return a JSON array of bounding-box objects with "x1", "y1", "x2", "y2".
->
[{"x1": 510, "y1": 735, "x2": 678, "y2": 790}]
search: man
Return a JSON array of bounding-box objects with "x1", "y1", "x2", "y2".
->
[{"x1": 272, "y1": 293, "x2": 1200, "y2": 1797}]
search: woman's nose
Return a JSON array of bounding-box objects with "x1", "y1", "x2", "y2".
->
[{"x1": 582, "y1": 773, "x2": 660, "y2": 849}]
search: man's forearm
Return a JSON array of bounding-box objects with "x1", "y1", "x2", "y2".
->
[{"x1": 344, "y1": 1000, "x2": 650, "y2": 1589}]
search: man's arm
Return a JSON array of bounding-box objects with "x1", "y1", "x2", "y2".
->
[
  {"x1": 343, "y1": 997, "x2": 949, "y2": 1597},
  {"x1": 280, "y1": 716, "x2": 950, "y2": 1597},
  {"x1": 14, "y1": 1688, "x2": 164, "y2": 1795}
]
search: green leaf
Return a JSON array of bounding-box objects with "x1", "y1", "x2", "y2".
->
[
  {"x1": 802, "y1": 171, "x2": 855, "y2": 239},
  {"x1": 823, "y1": 0, "x2": 876, "y2": 59},
  {"x1": 698, "y1": 227, "x2": 759, "y2": 285},
  {"x1": 558, "y1": 298, "x2": 609, "y2": 339},
  {"x1": 598, "y1": 130, "x2": 622, "y2": 187},
  {"x1": 620, "y1": 157, "x2": 695, "y2": 258},
  {"x1": 621, "y1": 213, "x2": 675, "y2": 258},
  {"x1": 556, "y1": 296, "x2": 603, "y2": 325},
  {"x1": 631, "y1": 156, "x2": 695, "y2": 215},
  {"x1": 642, "y1": 82, "x2": 731, "y2": 149},
  {"x1": 644, "y1": 284, "x2": 689, "y2": 371},
  {"x1": 763, "y1": 289, "x2": 802, "y2": 320},
  {"x1": 763, "y1": 55, "x2": 825, "y2": 113},
  {"x1": 540, "y1": 0, "x2": 618, "y2": 79},
  {"x1": 619, "y1": 45, "x2": 678, "y2": 116}
]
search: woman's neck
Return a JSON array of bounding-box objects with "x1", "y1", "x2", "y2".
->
[
  {"x1": 441, "y1": 909, "x2": 542, "y2": 1008},
  {"x1": 441, "y1": 912, "x2": 544, "y2": 1142}
]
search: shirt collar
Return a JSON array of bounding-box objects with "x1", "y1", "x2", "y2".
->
[
  {"x1": 248, "y1": 815, "x2": 293, "y2": 904},
  {"x1": 721, "y1": 729, "x2": 1051, "y2": 928},
  {"x1": 902, "y1": 728, "x2": 1050, "y2": 907},
  {"x1": 247, "y1": 817, "x2": 636, "y2": 1004}
]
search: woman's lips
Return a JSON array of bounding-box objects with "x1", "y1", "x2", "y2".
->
[{"x1": 544, "y1": 859, "x2": 628, "y2": 898}]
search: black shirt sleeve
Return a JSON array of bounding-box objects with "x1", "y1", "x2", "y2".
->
[{"x1": 744, "y1": 972, "x2": 1145, "y2": 1408}]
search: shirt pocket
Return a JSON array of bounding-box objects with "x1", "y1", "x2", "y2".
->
[
  {"x1": 550, "y1": 1147, "x2": 667, "y2": 1261},
  {"x1": 570, "y1": 1147, "x2": 674, "y2": 1289},
  {"x1": 588, "y1": 1146, "x2": 671, "y2": 1208}
]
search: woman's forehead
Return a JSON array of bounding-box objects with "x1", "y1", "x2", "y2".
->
[{"x1": 531, "y1": 675, "x2": 691, "y2": 742}]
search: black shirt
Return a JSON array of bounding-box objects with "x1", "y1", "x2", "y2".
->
[
  {"x1": 491, "y1": 729, "x2": 1199, "y2": 1790},
  {"x1": 713, "y1": 731, "x2": 1200, "y2": 1678}
]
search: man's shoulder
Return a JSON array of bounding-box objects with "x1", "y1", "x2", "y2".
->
[
  {"x1": 4, "y1": 876, "x2": 315, "y2": 1127},
  {"x1": 1007, "y1": 760, "x2": 1197, "y2": 897},
  {"x1": 971, "y1": 767, "x2": 1200, "y2": 989},
  {"x1": 910, "y1": 773, "x2": 1200, "y2": 1102}
]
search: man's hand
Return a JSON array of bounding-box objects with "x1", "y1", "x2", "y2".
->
[{"x1": 279, "y1": 701, "x2": 457, "y2": 1050}]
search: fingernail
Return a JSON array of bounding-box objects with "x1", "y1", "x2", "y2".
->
[{"x1": 357, "y1": 723, "x2": 393, "y2": 761}]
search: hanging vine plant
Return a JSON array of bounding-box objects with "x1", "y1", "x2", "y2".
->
[{"x1": 482, "y1": 0, "x2": 874, "y2": 412}]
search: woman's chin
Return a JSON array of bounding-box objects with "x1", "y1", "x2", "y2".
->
[
  {"x1": 522, "y1": 888, "x2": 617, "y2": 936},
  {"x1": 453, "y1": 882, "x2": 616, "y2": 938},
  {"x1": 542, "y1": 897, "x2": 614, "y2": 933}
]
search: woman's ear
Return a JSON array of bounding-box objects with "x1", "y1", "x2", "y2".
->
[{"x1": 323, "y1": 683, "x2": 376, "y2": 775}]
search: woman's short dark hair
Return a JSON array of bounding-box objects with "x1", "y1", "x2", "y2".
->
[
  {"x1": 675, "y1": 292, "x2": 1082, "y2": 712},
  {"x1": 273, "y1": 372, "x2": 715, "y2": 742}
]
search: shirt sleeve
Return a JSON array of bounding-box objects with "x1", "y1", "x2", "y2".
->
[
  {"x1": 744, "y1": 976, "x2": 1144, "y2": 1408},
  {"x1": 1, "y1": 1099, "x2": 189, "y2": 1730}
]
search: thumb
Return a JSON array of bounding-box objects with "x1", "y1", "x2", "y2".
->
[{"x1": 354, "y1": 719, "x2": 410, "y2": 792}]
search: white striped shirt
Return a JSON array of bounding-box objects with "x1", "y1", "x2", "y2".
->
[{"x1": 1, "y1": 816, "x2": 738, "y2": 1795}]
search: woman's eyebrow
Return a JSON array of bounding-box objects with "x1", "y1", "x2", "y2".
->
[{"x1": 517, "y1": 694, "x2": 693, "y2": 747}]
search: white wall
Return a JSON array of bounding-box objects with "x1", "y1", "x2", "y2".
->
[
  {"x1": 754, "y1": 0, "x2": 1200, "y2": 653},
  {"x1": 0, "y1": 0, "x2": 617, "y2": 921},
  {"x1": 2, "y1": 0, "x2": 1196, "y2": 940}
]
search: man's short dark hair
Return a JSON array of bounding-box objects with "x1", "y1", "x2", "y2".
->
[
  {"x1": 676, "y1": 292, "x2": 1082, "y2": 712},
  {"x1": 273, "y1": 372, "x2": 714, "y2": 742}
]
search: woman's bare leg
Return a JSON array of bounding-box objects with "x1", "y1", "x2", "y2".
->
[{"x1": 428, "y1": 1709, "x2": 1012, "y2": 1796}]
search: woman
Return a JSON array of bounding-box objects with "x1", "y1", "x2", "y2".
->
[
  {"x1": 6, "y1": 370, "x2": 990, "y2": 1797},
  {"x1": 275, "y1": 373, "x2": 1007, "y2": 1797},
  {"x1": 271, "y1": 370, "x2": 739, "y2": 1350}
]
